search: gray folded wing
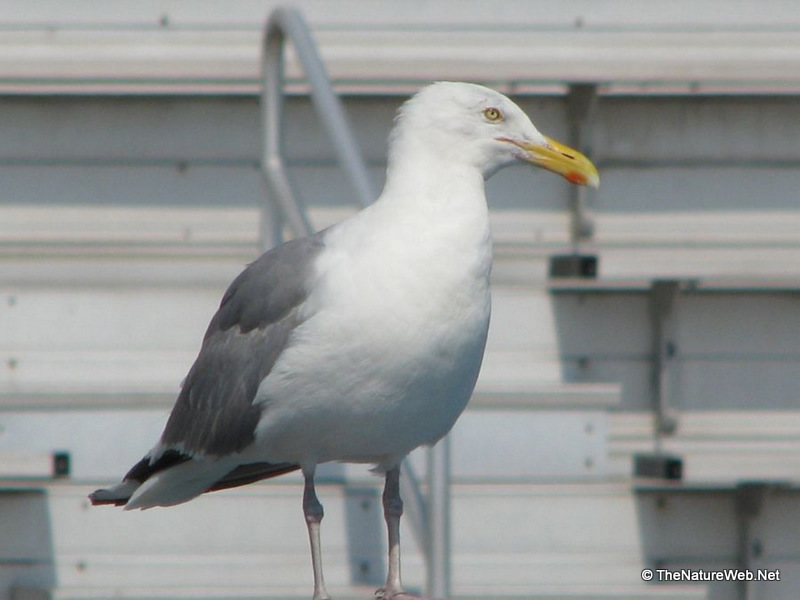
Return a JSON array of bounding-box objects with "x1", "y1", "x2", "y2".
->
[{"x1": 160, "y1": 232, "x2": 326, "y2": 457}]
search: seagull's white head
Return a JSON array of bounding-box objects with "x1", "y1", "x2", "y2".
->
[{"x1": 391, "y1": 81, "x2": 599, "y2": 188}]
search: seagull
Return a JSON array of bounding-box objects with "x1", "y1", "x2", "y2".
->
[{"x1": 90, "y1": 82, "x2": 599, "y2": 600}]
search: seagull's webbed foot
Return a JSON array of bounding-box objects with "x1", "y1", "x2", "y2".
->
[{"x1": 374, "y1": 587, "x2": 429, "y2": 600}]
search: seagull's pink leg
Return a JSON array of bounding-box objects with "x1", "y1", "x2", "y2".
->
[
  {"x1": 303, "y1": 468, "x2": 332, "y2": 600},
  {"x1": 375, "y1": 466, "x2": 429, "y2": 600}
]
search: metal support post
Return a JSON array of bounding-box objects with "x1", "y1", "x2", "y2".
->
[
  {"x1": 427, "y1": 436, "x2": 452, "y2": 599},
  {"x1": 550, "y1": 84, "x2": 599, "y2": 278},
  {"x1": 734, "y1": 483, "x2": 769, "y2": 600},
  {"x1": 649, "y1": 280, "x2": 681, "y2": 440}
]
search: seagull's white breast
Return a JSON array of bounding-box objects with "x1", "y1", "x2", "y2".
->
[{"x1": 252, "y1": 176, "x2": 492, "y2": 470}]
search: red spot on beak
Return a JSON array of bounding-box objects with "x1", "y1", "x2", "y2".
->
[{"x1": 566, "y1": 171, "x2": 588, "y2": 185}]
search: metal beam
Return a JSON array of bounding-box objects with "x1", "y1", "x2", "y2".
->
[{"x1": 566, "y1": 83, "x2": 598, "y2": 249}]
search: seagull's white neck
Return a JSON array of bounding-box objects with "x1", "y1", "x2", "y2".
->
[
  {"x1": 325, "y1": 135, "x2": 493, "y2": 300},
  {"x1": 380, "y1": 137, "x2": 487, "y2": 214},
  {"x1": 339, "y1": 138, "x2": 494, "y2": 300}
]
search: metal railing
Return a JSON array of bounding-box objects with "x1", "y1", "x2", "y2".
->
[
  {"x1": 259, "y1": 7, "x2": 450, "y2": 597},
  {"x1": 259, "y1": 6, "x2": 373, "y2": 248}
]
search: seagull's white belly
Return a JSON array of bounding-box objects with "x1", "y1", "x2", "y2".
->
[{"x1": 251, "y1": 220, "x2": 492, "y2": 469}]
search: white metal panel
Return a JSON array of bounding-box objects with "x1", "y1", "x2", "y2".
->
[
  {"x1": 0, "y1": 410, "x2": 169, "y2": 479},
  {"x1": 0, "y1": 262, "x2": 622, "y2": 410},
  {"x1": 29, "y1": 484, "x2": 399, "y2": 593},
  {"x1": 2, "y1": 2, "x2": 800, "y2": 94},
  {"x1": 0, "y1": 164, "x2": 266, "y2": 208},
  {"x1": 451, "y1": 410, "x2": 608, "y2": 480},
  {"x1": 599, "y1": 246, "x2": 800, "y2": 280},
  {"x1": 599, "y1": 167, "x2": 800, "y2": 213},
  {"x1": 595, "y1": 97, "x2": 800, "y2": 163},
  {"x1": 0, "y1": 349, "x2": 193, "y2": 400},
  {"x1": 677, "y1": 295, "x2": 800, "y2": 355},
  {"x1": 4, "y1": 481, "x2": 690, "y2": 600},
  {"x1": 0, "y1": 409, "x2": 608, "y2": 482},
  {"x1": 0, "y1": 206, "x2": 260, "y2": 246},
  {"x1": 4, "y1": 93, "x2": 800, "y2": 164},
  {"x1": 0, "y1": 164, "x2": 574, "y2": 212},
  {"x1": 2, "y1": 94, "x2": 800, "y2": 277},
  {"x1": 636, "y1": 487, "x2": 800, "y2": 600},
  {"x1": 1, "y1": 0, "x2": 799, "y2": 29},
  {"x1": 680, "y1": 362, "x2": 800, "y2": 411},
  {"x1": 1, "y1": 289, "x2": 215, "y2": 352},
  {"x1": 609, "y1": 411, "x2": 800, "y2": 482}
]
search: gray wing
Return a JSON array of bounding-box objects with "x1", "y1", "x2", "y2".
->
[{"x1": 160, "y1": 232, "x2": 326, "y2": 456}]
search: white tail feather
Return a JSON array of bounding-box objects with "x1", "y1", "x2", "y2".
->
[{"x1": 124, "y1": 458, "x2": 236, "y2": 510}]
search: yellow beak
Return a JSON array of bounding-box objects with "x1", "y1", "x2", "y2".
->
[{"x1": 508, "y1": 136, "x2": 600, "y2": 189}]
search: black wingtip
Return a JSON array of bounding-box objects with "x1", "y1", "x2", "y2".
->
[{"x1": 88, "y1": 488, "x2": 130, "y2": 507}]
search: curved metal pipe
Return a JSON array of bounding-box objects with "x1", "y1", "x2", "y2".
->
[{"x1": 260, "y1": 7, "x2": 376, "y2": 247}]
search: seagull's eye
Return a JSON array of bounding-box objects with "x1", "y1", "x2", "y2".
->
[{"x1": 483, "y1": 107, "x2": 503, "y2": 122}]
